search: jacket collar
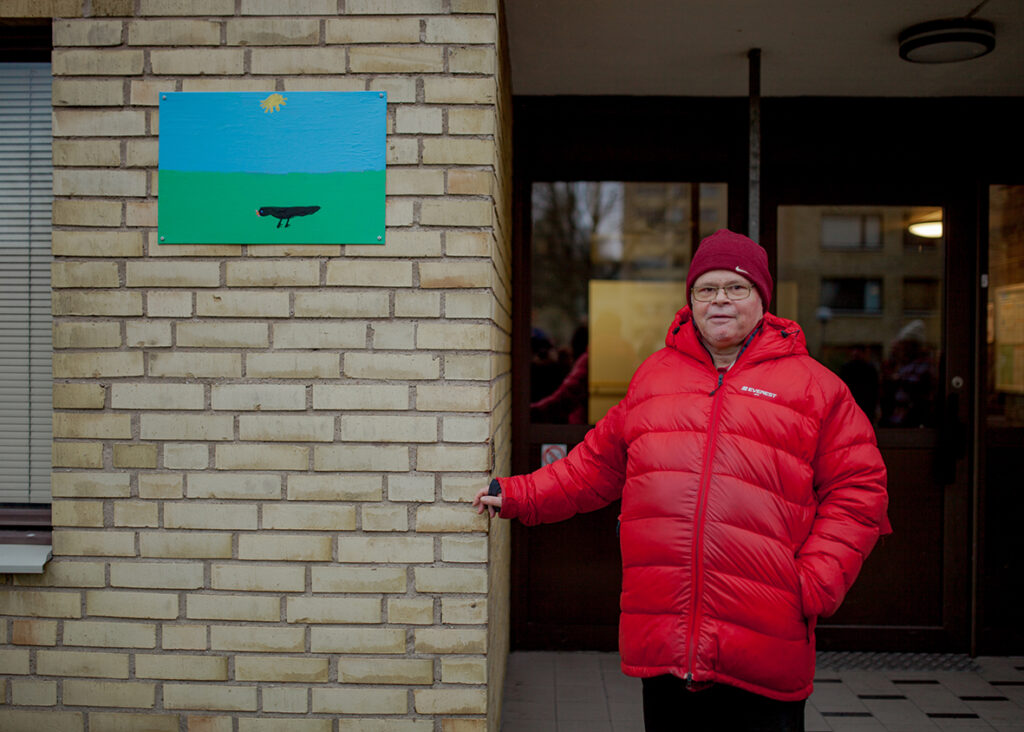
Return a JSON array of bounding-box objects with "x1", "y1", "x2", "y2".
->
[{"x1": 665, "y1": 306, "x2": 809, "y2": 366}]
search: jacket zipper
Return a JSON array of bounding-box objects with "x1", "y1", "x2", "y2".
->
[{"x1": 686, "y1": 369, "x2": 727, "y2": 684}]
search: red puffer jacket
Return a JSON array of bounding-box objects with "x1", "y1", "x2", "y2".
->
[{"x1": 497, "y1": 308, "x2": 890, "y2": 701}]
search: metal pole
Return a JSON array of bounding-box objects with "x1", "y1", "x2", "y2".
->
[{"x1": 748, "y1": 48, "x2": 761, "y2": 243}]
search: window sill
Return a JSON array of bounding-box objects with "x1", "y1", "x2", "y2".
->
[{"x1": 0, "y1": 543, "x2": 52, "y2": 573}]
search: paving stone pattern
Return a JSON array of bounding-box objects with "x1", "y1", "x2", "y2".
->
[{"x1": 501, "y1": 652, "x2": 1024, "y2": 732}]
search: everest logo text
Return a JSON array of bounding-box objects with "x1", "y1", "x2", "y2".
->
[{"x1": 741, "y1": 385, "x2": 778, "y2": 399}]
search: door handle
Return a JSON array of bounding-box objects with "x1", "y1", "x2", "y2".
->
[{"x1": 936, "y1": 390, "x2": 966, "y2": 485}]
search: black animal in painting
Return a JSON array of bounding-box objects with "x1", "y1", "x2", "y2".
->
[{"x1": 257, "y1": 206, "x2": 321, "y2": 228}]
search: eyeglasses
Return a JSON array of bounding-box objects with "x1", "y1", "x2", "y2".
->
[{"x1": 691, "y1": 284, "x2": 753, "y2": 302}]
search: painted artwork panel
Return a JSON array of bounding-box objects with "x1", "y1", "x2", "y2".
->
[{"x1": 158, "y1": 91, "x2": 386, "y2": 245}]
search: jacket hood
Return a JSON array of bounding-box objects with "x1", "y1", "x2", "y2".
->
[{"x1": 665, "y1": 306, "x2": 809, "y2": 363}]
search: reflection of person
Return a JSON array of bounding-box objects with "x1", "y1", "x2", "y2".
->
[
  {"x1": 881, "y1": 320, "x2": 936, "y2": 427},
  {"x1": 531, "y1": 325, "x2": 589, "y2": 424},
  {"x1": 840, "y1": 345, "x2": 880, "y2": 422},
  {"x1": 475, "y1": 230, "x2": 890, "y2": 732}
]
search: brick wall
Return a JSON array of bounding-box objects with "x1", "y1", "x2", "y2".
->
[{"x1": 0, "y1": 2, "x2": 513, "y2": 730}]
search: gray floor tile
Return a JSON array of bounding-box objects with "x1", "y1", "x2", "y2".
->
[
  {"x1": 895, "y1": 681, "x2": 975, "y2": 715},
  {"x1": 557, "y1": 700, "x2": 612, "y2": 722},
  {"x1": 965, "y1": 699, "x2": 1024, "y2": 728},
  {"x1": 806, "y1": 704, "x2": 835, "y2": 732},
  {"x1": 861, "y1": 698, "x2": 941, "y2": 731},
  {"x1": 812, "y1": 683, "x2": 872, "y2": 713},
  {"x1": 841, "y1": 671, "x2": 904, "y2": 696},
  {"x1": 823, "y1": 718, "x2": 888, "y2": 732},
  {"x1": 560, "y1": 721, "x2": 613, "y2": 732}
]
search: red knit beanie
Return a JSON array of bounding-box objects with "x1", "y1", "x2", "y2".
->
[{"x1": 686, "y1": 229, "x2": 773, "y2": 311}]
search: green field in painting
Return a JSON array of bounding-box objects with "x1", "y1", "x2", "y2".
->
[{"x1": 158, "y1": 169, "x2": 385, "y2": 245}]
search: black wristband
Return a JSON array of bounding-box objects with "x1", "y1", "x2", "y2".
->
[{"x1": 487, "y1": 479, "x2": 502, "y2": 497}]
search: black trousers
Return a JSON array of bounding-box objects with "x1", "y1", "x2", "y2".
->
[{"x1": 642, "y1": 676, "x2": 806, "y2": 732}]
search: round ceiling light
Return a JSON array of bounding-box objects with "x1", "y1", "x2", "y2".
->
[{"x1": 899, "y1": 18, "x2": 995, "y2": 63}]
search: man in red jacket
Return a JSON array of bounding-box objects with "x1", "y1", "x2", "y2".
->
[{"x1": 474, "y1": 229, "x2": 890, "y2": 732}]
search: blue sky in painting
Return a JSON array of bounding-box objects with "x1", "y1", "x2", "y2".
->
[{"x1": 159, "y1": 91, "x2": 386, "y2": 174}]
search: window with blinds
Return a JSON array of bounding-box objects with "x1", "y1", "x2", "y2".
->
[{"x1": 0, "y1": 62, "x2": 52, "y2": 504}]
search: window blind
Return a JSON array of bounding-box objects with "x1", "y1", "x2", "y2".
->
[{"x1": 0, "y1": 63, "x2": 52, "y2": 504}]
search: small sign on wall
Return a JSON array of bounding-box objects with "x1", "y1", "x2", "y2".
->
[
  {"x1": 541, "y1": 443, "x2": 567, "y2": 465},
  {"x1": 158, "y1": 91, "x2": 386, "y2": 245}
]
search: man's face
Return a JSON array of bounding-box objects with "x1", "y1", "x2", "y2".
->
[{"x1": 691, "y1": 269, "x2": 764, "y2": 352}]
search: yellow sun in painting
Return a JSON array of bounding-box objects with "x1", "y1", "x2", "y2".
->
[{"x1": 260, "y1": 93, "x2": 287, "y2": 113}]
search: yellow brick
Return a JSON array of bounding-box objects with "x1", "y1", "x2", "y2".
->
[
  {"x1": 448, "y1": 46, "x2": 496, "y2": 76},
  {"x1": 210, "y1": 384, "x2": 303, "y2": 411},
  {"x1": 442, "y1": 415, "x2": 489, "y2": 443},
  {"x1": 150, "y1": 48, "x2": 245, "y2": 75},
  {"x1": 416, "y1": 384, "x2": 489, "y2": 411},
  {"x1": 447, "y1": 170, "x2": 492, "y2": 196},
  {"x1": 346, "y1": 0, "x2": 442, "y2": 11},
  {"x1": 176, "y1": 322, "x2": 269, "y2": 348},
  {"x1": 386, "y1": 165, "x2": 446, "y2": 194},
  {"x1": 54, "y1": 413, "x2": 131, "y2": 440},
  {"x1": 238, "y1": 534, "x2": 332, "y2": 562},
  {"x1": 240, "y1": 720, "x2": 329, "y2": 732},
  {"x1": 238, "y1": 414, "x2": 334, "y2": 442},
  {"x1": 440, "y1": 291, "x2": 494, "y2": 319},
  {"x1": 311, "y1": 687, "x2": 407, "y2": 714},
  {"x1": 340, "y1": 722, "x2": 432, "y2": 732},
  {"x1": 111, "y1": 383, "x2": 204, "y2": 410},
  {"x1": 387, "y1": 597, "x2": 435, "y2": 625},
  {"x1": 415, "y1": 628, "x2": 486, "y2": 654},
  {"x1": 0, "y1": 710, "x2": 84, "y2": 731},
  {"x1": 51, "y1": 500, "x2": 104, "y2": 528},
  {"x1": 226, "y1": 17, "x2": 319, "y2": 45},
  {"x1": 285, "y1": 597, "x2": 380, "y2": 625},
  {"x1": 340, "y1": 415, "x2": 436, "y2": 443},
  {"x1": 186, "y1": 594, "x2": 280, "y2": 622},
  {"x1": 53, "y1": 352, "x2": 144, "y2": 379},
  {"x1": 165, "y1": 503, "x2": 257, "y2": 531},
  {"x1": 126, "y1": 320, "x2": 173, "y2": 347},
  {"x1": 386, "y1": 198, "x2": 414, "y2": 226},
  {"x1": 421, "y1": 138, "x2": 494, "y2": 167},
  {"x1": 441, "y1": 657, "x2": 487, "y2": 684},
  {"x1": 162, "y1": 624, "x2": 207, "y2": 650},
  {"x1": 261, "y1": 686, "x2": 309, "y2": 714},
  {"x1": 253, "y1": 47, "x2": 352, "y2": 75},
  {"x1": 127, "y1": 19, "x2": 221, "y2": 45},
  {"x1": 0, "y1": 648, "x2": 30, "y2": 674},
  {"x1": 325, "y1": 17, "x2": 419, "y2": 43},
  {"x1": 147, "y1": 290, "x2": 193, "y2": 317},
  {"x1": 88, "y1": 713, "x2": 180, "y2": 732},
  {"x1": 125, "y1": 261, "x2": 221, "y2": 288},
  {"x1": 110, "y1": 562, "x2": 204, "y2": 590},
  {"x1": 312, "y1": 385, "x2": 407, "y2": 410},
  {"x1": 52, "y1": 230, "x2": 144, "y2": 256},
  {"x1": 11, "y1": 678, "x2": 57, "y2": 706},
  {"x1": 187, "y1": 472, "x2": 281, "y2": 500},
  {"x1": 395, "y1": 291, "x2": 442, "y2": 318},
  {"x1": 349, "y1": 45, "x2": 444, "y2": 73},
  {"x1": 136, "y1": 654, "x2": 228, "y2": 681},
  {"x1": 163, "y1": 684, "x2": 257, "y2": 712},
  {"x1": 52, "y1": 260, "x2": 120, "y2": 288},
  {"x1": 186, "y1": 715, "x2": 234, "y2": 732},
  {"x1": 387, "y1": 137, "x2": 418, "y2": 164},
  {"x1": 422, "y1": 77, "x2": 496, "y2": 105},
  {"x1": 441, "y1": 535, "x2": 488, "y2": 563},
  {"x1": 324, "y1": 260, "x2": 412, "y2": 287},
  {"x1": 293, "y1": 290, "x2": 389, "y2": 317},
  {"x1": 53, "y1": 18, "x2": 124, "y2": 46},
  {"x1": 215, "y1": 444, "x2": 309, "y2": 471},
  {"x1": 112, "y1": 445, "x2": 159, "y2": 470},
  {"x1": 63, "y1": 620, "x2": 157, "y2": 648},
  {"x1": 225, "y1": 259, "x2": 320, "y2": 287},
  {"x1": 53, "y1": 383, "x2": 107, "y2": 410},
  {"x1": 112, "y1": 499, "x2": 160, "y2": 527},
  {"x1": 416, "y1": 505, "x2": 487, "y2": 533},
  {"x1": 235, "y1": 656, "x2": 328, "y2": 683},
  {"x1": 393, "y1": 108, "x2": 443, "y2": 136},
  {"x1": 272, "y1": 321, "x2": 367, "y2": 350},
  {"x1": 314, "y1": 445, "x2": 409, "y2": 472},
  {"x1": 54, "y1": 530, "x2": 135, "y2": 557},
  {"x1": 424, "y1": 16, "x2": 496, "y2": 43},
  {"x1": 139, "y1": 473, "x2": 185, "y2": 499},
  {"x1": 420, "y1": 198, "x2": 493, "y2": 227},
  {"x1": 195, "y1": 290, "x2": 289, "y2": 318},
  {"x1": 263, "y1": 503, "x2": 356, "y2": 531},
  {"x1": 86, "y1": 590, "x2": 179, "y2": 620},
  {"x1": 126, "y1": 200, "x2": 159, "y2": 227},
  {"x1": 93, "y1": 0, "x2": 135, "y2": 15},
  {"x1": 336, "y1": 536, "x2": 433, "y2": 564},
  {"x1": 414, "y1": 567, "x2": 487, "y2": 594},
  {"x1": 149, "y1": 353, "x2": 242, "y2": 378},
  {"x1": 287, "y1": 474, "x2": 382, "y2": 501},
  {"x1": 64, "y1": 679, "x2": 155, "y2": 708},
  {"x1": 53, "y1": 291, "x2": 143, "y2": 317},
  {"x1": 11, "y1": 619, "x2": 58, "y2": 646},
  {"x1": 127, "y1": 140, "x2": 161, "y2": 168},
  {"x1": 442, "y1": 597, "x2": 488, "y2": 626},
  {"x1": 339, "y1": 658, "x2": 433, "y2": 685},
  {"x1": 370, "y1": 322, "x2": 415, "y2": 349},
  {"x1": 414, "y1": 688, "x2": 486, "y2": 715},
  {"x1": 140, "y1": 414, "x2": 234, "y2": 441},
  {"x1": 362, "y1": 505, "x2": 409, "y2": 532},
  {"x1": 388, "y1": 475, "x2": 436, "y2": 502},
  {"x1": 210, "y1": 563, "x2": 305, "y2": 592},
  {"x1": 36, "y1": 650, "x2": 128, "y2": 678},
  {"x1": 446, "y1": 231, "x2": 491, "y2": 257},
  {"x1": 52, "y1": 49, "x2": 143, "y2": 75},
  {"x1": 417, "y1": 323, "x2": 493, "y2": 351},
  {"x1": 348, "y1": 229, "x2": 443, "y2": 258},
  {"x1": 310, "y1": 566, "x2": 406, "y2": 593},
  {"x1": 140, "y1": 531, "x2": 233, "y2": 559},
  {"x1": 210, "y1": 625, "x2": 304, "y2": 652},
  {"x1": 53, "y1": 139, "x2": 121, "y2": 167},
  {"x1": 12, "y1": 561, "x2": 105, "y2": 589},
  {"x1": 54, "y1": 109, "x2": 146, "y2": 137},
  {"x1": 343, "y1": 353, "x2": 439, "y2": 380},
  {"x1": 449, "y1": 106, "x2": 496, "y2": 134},
  {"x1": 52, "y1": 442, "x2": 104, "y2": 469},
  {"x1": 416, "y1": 444, "x2": 489, "y2": 472},
  {"x1": 246, "y1": 352, "x2": 339, "y2": 379}
]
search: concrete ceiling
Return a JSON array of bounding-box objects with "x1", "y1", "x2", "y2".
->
[{"x1": 504, "y1": 0, "x2": 1024, "y2": 97}]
